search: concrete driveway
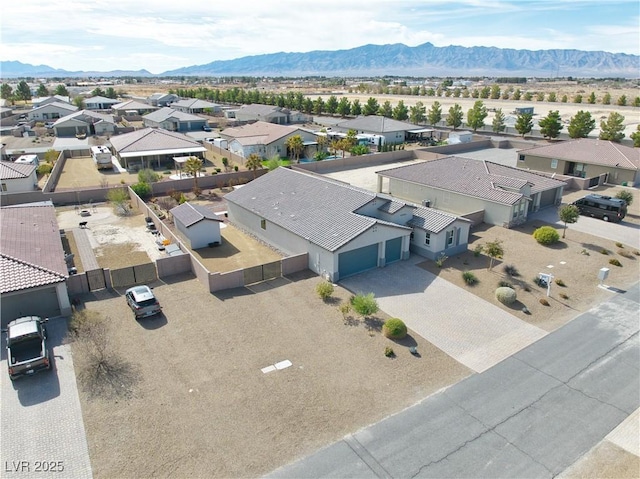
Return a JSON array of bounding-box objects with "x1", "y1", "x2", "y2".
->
[
  {"x1": 340, "y1": 256, "x2": 547, "y2": 373},
  {"x1": 1, "y1": 317, "x2": 93, "y2": 478},
  {"x1": 531, "y1": 207, "x2": 640, "y2": 250}
]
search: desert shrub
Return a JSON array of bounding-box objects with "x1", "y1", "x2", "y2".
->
[
  {"x1": 554, "y1": 278, "x2": 566, "y2": 287},
  {"x1": 615, "y1": 242, "x2": 624, "y2": 248},
  {"x1": 473, "y1": 244, "x2": 483, "y2": 257},
  {"x1": 37, "y1": 163, "x2": 53, "y2": 175},
  {"x1": 138, "y1": 168, "x2": 160, "y2": 184},
  {"x1": 599, "y1": 249, "x2": 610, "y2": 255},
  {"x1": 580, "y1": 249, "x2": 590, "y2": 256},
  {"x1": 435, "y1": 252, "x2": 448, "y2": 268},
  {"x1": 315, "y1": 280, "x2": 334, "y2": 301},
  {"x1": 384, "y1": 347, "x2": 395, "y2": 358},
  {"x1": 178, "y1": 193, "x2": 187, "y2": 204},
  {"x1": 338, "y1": 303, "x2": 351, "y2": 321},
  {"x1": 192, "y1": 186, "x2": 202, "y2": 197},
  {"x1": 533, "y1": 226, "x2": 560, "y2": 245},
  {"x1": 503, "y1": 264, "x2": 519, "y2": 277},
  {"x1": 234, "y1": 165, "x2": 239, "y2": 172},
  {"x1": 618, "y1": 249, "x2": 634, "y2": 259},
  {"x1": 130, "y1": 182, "x2": 152, "y2": 199},
  {"x1": 539, "y1": 298, "x2": 550, "y2": 306},
  {"x1": 559, "y1": 293, "x2": 569, "y2": 300},
  {"x1": 609, "y1": 258, "x2": 622, "y2": 267},
  {"x1": 522, "y1": 284, "x2": 531, "y2": 292},
  {"x1": 495, "y1": 287, "x2": 517, "y2": 305},
  {"x1": 383, "y1": 318, "x2": 407, "y2": 339},
  {"x1": 68, "y1": 309, "x2": 103, "y2": 337},
  {"x1": 350, "y1": 293, "x2": 379, "y2": 317},
  {"x1": 635, "y1": 250, "x2": 640, "y2": 256},
  {"x1": 615, "y1": 190, "x2": 633, "y2": 206},
  {"x1": 215, "y1": 168, "x2": 222, "y2": 173},
  {"x1": 462, "y1": 271, "x2": 478, "y2": 285},
  {"x1": 498, "y1": 280, "x2": 513, "y2": 288}
]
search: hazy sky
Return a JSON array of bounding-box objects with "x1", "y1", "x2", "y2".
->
[{"x1": 1, "y1": 0, "x2": 638, "y2": 74}]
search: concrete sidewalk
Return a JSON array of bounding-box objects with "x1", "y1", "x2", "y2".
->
[
  {"x1": 72, "y1": 227, "x2": 99, "y2": 271},
  {"x1": 341, "y1": 256, "x2": 547, "y2": 373}
]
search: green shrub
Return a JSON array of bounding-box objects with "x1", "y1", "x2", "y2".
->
[
  {"x1": 539, "y1": 298, "x2": 550, "y2": 306},
  {"x1": 615, "y1": 190, "x2": 633, "y2": 206},
  {"x1": 435, "y1": 252, "x2": 448, "y2": 268},
  {"x1": 495, "y1": 287, "x2": 517, "y2": 305},
  {"x1": 234, "y1": 165, "x2": 239, "y2": 172},
  {"x1": 559, "y1": 293, "x2": 569, "y2": 300},
  {"x1": 533, "y1": 226, "x2": 560, "y2": 245},
  {"x1": 462, "y1": 271, "x2": 478, "y2": 285},
  {"x1": 554, "y1": 278, "x2": 566, "y2": 287},
  {"x1": 178, "y1": 193, "x2": 187, "y2": 204},
  {"x1": 131, "y1": 182, "x2": 152, "y2": 199},
  {"x1": 615, "y1": 242, "x2": 624, "y2": 248},
  {"x1": 498, "y1": 280, "x2": 513, "y2": 288},
  {"x1": 37, "y1": 163, "x2": 53, "y2": 175},
  {"x1": 163, "y1": 170, "x2": 171, "y2": 175},
  {"x1": 315, "y1": 281, "x2": 334, "y2": 301},
  {"x1": 384, "y1": 346, "x2": 395, "y2": 358},
  {"x1": 609, "y1": 258, "x2": 622, "y2": 267},
  {"x1": 599, "y1": 248, "x2": 610, "y2": 255},
  {"x1": 138, "y1": 168, "x2": 160, "y2": 184},
  {"x1": 382, "y1": 318, "x2": 407, "y2": 339},
  {"x1": 350, "y1": 293, "x2": 379, "y2": 317},
  {"x1": 473, "y1": 244, "x2": 483, "y2": 257},
  {"x1": 503, "y1": 264, "x2": 519, "y2": 277}
]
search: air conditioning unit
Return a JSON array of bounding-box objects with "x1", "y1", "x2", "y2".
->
[{"x1": 422, "y1": 200, "x2": 431, "y2": 207}]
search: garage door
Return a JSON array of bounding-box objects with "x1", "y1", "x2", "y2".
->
[
  {"x1": 539, "y1": 189, "x2": 558, "y2": 208},
  {"x1": 1, "y1": 287, "x2": 60, "y2": 327},
  {"x1": 338, "y1": 244, "x2": 378, "y2": 280},
  {"x1": 385, "y1": 237, "x2": 402, "y2": 264}
]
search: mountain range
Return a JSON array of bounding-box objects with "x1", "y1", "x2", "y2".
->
[{"x1": 2, "y1": 43, "x2": 638, "y2": 78}]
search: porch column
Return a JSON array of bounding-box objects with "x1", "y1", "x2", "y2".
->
[
  {"x1": 56, "y1": 283, "x2": 72, "y2": 316},
  {"x1": 401, "y1": 235, "x2": 410, "y2": 260},
  {"x1": 378, "y1": 241, "x2": 386, "y2": 267},
  {"x1": 377, "y1": 175, "x2": 383, "y2": 193}
]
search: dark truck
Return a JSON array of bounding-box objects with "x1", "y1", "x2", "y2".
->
[{"x1": 3, "y1": 316, "x2": 51, "y2": 380}]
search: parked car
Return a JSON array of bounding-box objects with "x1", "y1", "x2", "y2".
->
[
  {"x1": 3, "y1": 316, "x2": 51, "y2": 381},
  {"x1": 125, "y1": 285, "x2": 162, "y2": 319},
  {"x1": 203, "y1": 124, "x2": 212, "y2": 132},
  {"x1": 571, "y1": 194, "x2": 627, "y2": 223}
]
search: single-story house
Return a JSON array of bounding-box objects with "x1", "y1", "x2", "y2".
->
[
  {"x1": 377, "y1": 156, "x2": 566, "y2": 227},
  {"x1": 330, "y1": 116, "x2": 420, "y2": 145},
  {"x1": 109, "y1": 127, "x2": 206, "y2": 170},
  {"x1": 142, "y1": 107, "x2": 208, "y2": 132},
  {"x1": 1, "y1": 202, "x2": 71, "y2": 324},
  {"x1": 234, "y1": 104, "x2": 289, "y2": 124},
  {"x1": 84, "y1": 95, "x2": 121, "y2": 110},
  {"x1": 0, "y1": 161, "x2": 38, "y2": 194},
  {"x1": 111, "y1": 100, "x2": 159, "y2": 116},
  {"x1": 225, "y1": 167, "x2": 470, "y2": 281},
  {"x1": 517, "y1": 138, "x2": 640, "y2": 187},
  {"x1": 1, "y1": 107, "x2": 14, "y2": 119},
  {"x1": 28, "y1": 101, "x2": 78, "y2": 122},
  {"x1": 147, "y1": 93, "x2": 181, "y2": 107},
  {"x1": 220, "y1": 121, "x2": 318, "y2": 159},
  {"x1": 170, "y1": 202, "x2": 223, "y2": 249},
  {"x1": 31, "y1": 95, "x2": 71, "y2": 108},
  {"x1": 171, "y1": 99, "x2": 221, "y2": 115},
  {"x1": 52, "y1": 110, "x2": 117, "y2": 137}
]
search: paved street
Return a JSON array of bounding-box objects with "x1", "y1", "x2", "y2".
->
[
  {"x1": 269, "y1": 282, "x2": 639, "y2": 478},
  {"x1": 1, "y1": 318, "x2": 93, "y2": 479}
]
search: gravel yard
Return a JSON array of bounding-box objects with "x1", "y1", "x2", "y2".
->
[{"x1": 75, "y1": 274, "x2": 471, "y2": 478}]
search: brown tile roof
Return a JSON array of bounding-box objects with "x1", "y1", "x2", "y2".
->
[
  {"x1": 378, "y1": 157, "x2": 566, "y2": 206},
  {"x1": 0, "y1": 161, "x2": 36, "y2": 179},
  {"x1": 522, "y1": 139, "x2": 639, "y2": 170},
  {"x1": 0, "y1": 203, "x2": 67, "y2": 292}
]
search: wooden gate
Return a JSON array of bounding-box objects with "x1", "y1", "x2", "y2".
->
[{"x1": 86, "y1": 268, "x2": 107, "y2": 291}]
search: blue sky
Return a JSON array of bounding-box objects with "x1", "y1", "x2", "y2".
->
[{"x1": 1, "y1": 0, "x2": 638, "y2": 74}]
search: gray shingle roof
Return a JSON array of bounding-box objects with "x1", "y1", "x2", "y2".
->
[
  {"x1": 336, "y1": 116, "x2": 419, "y2": 133},
  {"x1": 170, "y1": 202, "x2": 222, "y2": 228},
  {"x1": 521, "y1": 138, "x2": 639, "y2": 170},
  {"x1": 0, "y1": 161, "x2": 36, "y2": 179},
  {"x1": 144, "y1": 107, "x2": 204, "y2": 123},
  {"x1": 225, "y1": 168, "x2": 409, "y2": 252},
  {"x1": 109, "y1": 128, "x2": 202, "y2": 154},
  {"x1": 378, "y1": 157, "x2": 566, "y2": 206},
  {"x1": 0, "y1": 203, "x2": 67, "y2": 292}
]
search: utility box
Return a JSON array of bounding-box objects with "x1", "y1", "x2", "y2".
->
[{"x1": 598, "y1": 267, "x2": 610, "y2": 282}]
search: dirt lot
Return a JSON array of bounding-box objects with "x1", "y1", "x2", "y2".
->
[{"x1": 75, "y1": 274, "x2": 471, "y2": 478}]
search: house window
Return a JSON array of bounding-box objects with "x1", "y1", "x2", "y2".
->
[
  {"x1": 425, "y1": 232, "x2": 431, "y2": 246},
  {"x1": 260, "y1": 219, "x2": 266, "y2": 230},
  {"x1": 446, "y1": 229, "x2": 455, "y2": 246},
  {"x1": 550, "y1": 159, "x2": 558, "y2": 169},
  {"x1": 519, "y1": 154, "x2": 525, "y2": 162},
  {"x1": 410, "y1": 232, "x2": 414, "y2": 241},
  {"x1": 1, "y1": 183, "x2": 7, "y2": 191}
]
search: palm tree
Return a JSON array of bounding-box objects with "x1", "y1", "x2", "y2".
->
[
  {"x1": 285, "y1": 135, "x2": 304, "y2": 163},
  {"x1": 245, "y1": 153, "x2": 262, "y2": 179},
  {"x1": 183, "y1": 156, "x2": 203, "y2": 192}
]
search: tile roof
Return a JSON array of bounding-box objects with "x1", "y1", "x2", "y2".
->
[
  {"x1": 377, "y1": 199, "x2": 406, "y2": 214},
  {"x1": 109, "y1": 128, "x2": 203, "y2": 154},
  {"x1": 171, "y1": 99, "x2": 219, "y2": 109},
  {"x1": 55, "y1": 109, "x2": 115, "y2": 126},
  {"x1": 336, "y1": 115, "x2": 419, "y2": 133},
  {"x1": 112, "y1": 99, "x2": 158, "y2": 111},
  {"x1": 143, "y1": 107, "x2": 203, "y2": 123},
  {"x1": 31, "y1": 101, "x2": 78, "y2": 113},
  {"x1": 170, "y1": 202, "x2": 222, "y2": 228},
  {"x1": 222, "y1": 121, "x2": 305, "y2": 145},
  {"x1": 521, "y1": 138, "x2": 639, "y2": 170},
  {"x1": 225, "y1": 168, "x2": 409, "y2": 252},
  {"x1": 0, "y1": 161, "x2": 36, "y2": 179},
  {"x1": 237, "y1": 104, "x2": 287, "y2": 116},
  {"x1": 409, "y1": 208, "x2": 460, "y2": 233},
  {"x1": 378, "y1": 157, "x2": 566, "y2": 206},
  {"x1": 0, "y1": 203, "x2": 67, "y2": 292},
  {"x1": 85, "y1": 96, "x2": 120, "y2": 104}
]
